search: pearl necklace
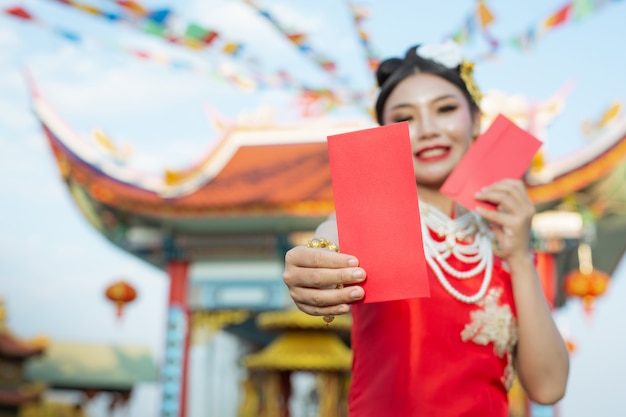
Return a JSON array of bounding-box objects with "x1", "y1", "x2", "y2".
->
[{"x1": 420, "y1": 201, "x2": 493, "y2": 304}]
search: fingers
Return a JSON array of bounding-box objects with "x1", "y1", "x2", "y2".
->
[
  {"x1": 285, "y1": 245, "x2": 359, "y2": 269},
  {"x1": 283, "y1": 261, "x2": 366, "y2": 290},
  {"x1": 475, "y1": 179, "x2": 535, "y2": 219},
  {"x1": 292, "y1": 285, "x2": 365, "y2": 317},
  {"x1": 283, "y1": 245, "x2": 366, "y2": 316}
]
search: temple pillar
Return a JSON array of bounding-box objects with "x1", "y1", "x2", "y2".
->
[{"x1": 161, "y1": 260, "x2": 190, "y2": 417}]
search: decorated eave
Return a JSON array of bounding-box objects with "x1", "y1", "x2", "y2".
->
[
  {"x1": 31, "y1": 83, "x2": 373, "y2": 266},
  {"x1": 32, "y1": 86, "x2": 372, "y2": 229},
  {"x1": 244, "y1": 309, "x2": 352, "y2": 371},
  {"x1": 32, "y1": 79, "x2": 626, "y2": 279},
  {"x1": 0, "y1": 331, "x2": 46, "y2": 359},
  {"x1": 526, "y1": 117, "x2": 626, "y2": 206},
  {"x1": 525, "y1": 117, "x2": 626, "y2": 302},
  {"x1": 0, "y1": 382, "x2": 46, "y2": 407}
]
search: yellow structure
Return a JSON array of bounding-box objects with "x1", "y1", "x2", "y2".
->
[{"x1": 242, "y1": 309, "x2": 352, "y2": 417}]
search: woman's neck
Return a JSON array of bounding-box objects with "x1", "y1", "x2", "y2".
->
[{"x1": 417, "y1": 187, "x2": 457, "y2": 217}]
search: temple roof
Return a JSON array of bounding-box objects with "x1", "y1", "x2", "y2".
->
[
  {"x1": 0, "y1": 332, "x2": 46, "y2": 359},
  {"x1": 527, "y1": 117, "x2": 626, "y2": 204},
  {"x1": 33, "y1": 89, "x2": 372, "y2": 222},
  {"x1": 244, "y1": 332, "x2": 352, "y2": 371},
  {"x1": 0, "y1": 298, "x2": 46, "y2": 360},
  {"x1": 0, "y1": 382, "x2": 46, "y2": 406},
  {"x1": 34, "y1": 83, "x2": 626, "y2": 217},
  {"x1": 25, "y1": 341, "x2": 157, "y2": 390},
  {"x1": 256, "y1": 308, "x2": 351, "y2": 332}
]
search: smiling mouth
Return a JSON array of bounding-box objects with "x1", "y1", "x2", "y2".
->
[{"x1": 416, "y1": 147, "x2": 450, "y2": 159}]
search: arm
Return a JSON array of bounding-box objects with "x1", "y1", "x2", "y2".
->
[
  {"x1": 282, "y1": 213, "x2": 365, "y2": 316},
  {"x1": 476, "y1": 180, "x2": 569, "y2": 404}
]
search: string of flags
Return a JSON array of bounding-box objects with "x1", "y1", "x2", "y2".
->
[
  {"x1": 3, "y1": 0, "x2": 623, "y2": 118},
  {"x1": 46, "y1": 0, "x2": 242, "y2": 54},
  {"x1": 3, "y1": 5, "x2": 260, "y2": 90},
  {"x1": 13, "y1": 0, "x2": 375, "y2": 115},
  {"x1": 243, "y1": 0, "x2": 338, "y2": 74},
  {"x1": 450, "y1": 0, "x2": 623, "y2": 61},
  {"x1": 2, "y1": 2, "x2": 373, "y2": 117},
  {"x1": 344, "y1": 0, "x2": 380, "y2": 74},
  {"x1": 582, "y1": 102, "x2": 623, "y2": 138}
]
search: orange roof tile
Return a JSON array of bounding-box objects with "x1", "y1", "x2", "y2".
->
[{"x1": 45, "y1": 124, "x2": 336, "y2": 218}]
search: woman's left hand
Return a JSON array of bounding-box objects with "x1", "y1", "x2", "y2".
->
[{"x1": 474, "y1": 178, "x2": 535, "y2": 260}]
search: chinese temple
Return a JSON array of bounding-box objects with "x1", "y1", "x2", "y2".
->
[
  {"x1": 0, "y1": 299, "x2": 46, "y2": 417},
  {"x1": 31, "y1": 76, "x2": 626, "y2": 417},
  {"x1": 25, "y1": 341, "x2": 157, "y2": 414}
]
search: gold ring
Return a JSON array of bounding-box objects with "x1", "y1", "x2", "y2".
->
[{"x1": 305, "y1": 238, "x2": 341, "y2": 325}]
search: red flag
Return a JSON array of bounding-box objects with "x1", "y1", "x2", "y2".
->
[
  {"x1": 4, "y1": 6, "x2": 33, "y2": 20},
  {"x1": 544, "y1": 3, "x2": 573, "y2": 28}
]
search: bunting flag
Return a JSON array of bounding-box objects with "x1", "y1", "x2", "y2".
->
[
  {"x1": 40, "y1": 0, "x2": 349, "y2": 109},
  {"x1": 242, "y1": 0, "x2": 339, "y2": 75},
  {"x1": 4, "y1": 5, "x2": 32, "y2": 20},
  {"x1": 508, "y1": 0, "x2": 620, "y2": 53},
  {"x1": 582, "y1": 102, "x2": 622, "y2": 138},
  {"x1": 447, "y1": 0, "x2": 502, "y2": 64},
  {"x1": 542, "y1": 3, "x2": 573, "y2": 30},
  {"x1": 3, "y1": 4, "x2": 365, "y2": 117},
  {"x1": 446, "y1": 0, "x2": 623, "y2": 62},
  {"x1": 45, "y1": 0, "x2": 236, "y2": 53},
  {"x1": 477, "y1": 0, "x2": 495, "y2": 28},
  {"x1": 344, "y1": 0, "x2": 380, "y2": 75},
  {"x1": 2, "y1": 4, "x2": 260, "y2": 90}
]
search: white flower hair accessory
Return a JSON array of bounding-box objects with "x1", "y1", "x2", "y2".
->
[
  {"x1": 416, "y1": 40, "x2": 463, "y2": 68},
  {"x1": 416, "y1": 40, "x2": 482, "y2": 106}
]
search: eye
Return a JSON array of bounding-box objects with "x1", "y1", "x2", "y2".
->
[
  {"x1": 392, "y1": 114, "x2": 413, "y2": 123},
  {"x1": 438, "y1": 104, "x2": 458, "y2": 113}
]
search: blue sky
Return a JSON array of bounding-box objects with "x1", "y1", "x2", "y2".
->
[{"x1": 1, "y1": 1, "x2": 626, "y2": 416}]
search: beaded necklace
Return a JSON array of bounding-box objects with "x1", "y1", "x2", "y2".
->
[{"x1": 419, "y1": 201, "x2": 493, "y2": 304}]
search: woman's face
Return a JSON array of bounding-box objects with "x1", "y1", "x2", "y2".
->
[{"x1": 382, "y1": 72, "x2": 480, "y2": 190}]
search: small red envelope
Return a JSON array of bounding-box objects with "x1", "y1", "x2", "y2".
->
[
  {"x1": 440, "y1": 114, "x2": 542, "y2": 211},
  {"x1": 327, "y1": 122, "x2": 430, "y2": 303}
]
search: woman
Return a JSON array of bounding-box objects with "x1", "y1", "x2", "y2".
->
[{"x1": 282, "y1": 41, "x2": 569, "y2": 416}]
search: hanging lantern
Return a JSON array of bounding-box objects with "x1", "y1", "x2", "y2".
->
[
  {"x1": 563, "y1": 243, "x2": 609, "y2": 316},
  {"x1": 105, "y1": 280, "x2": 137, "y2": 319}
]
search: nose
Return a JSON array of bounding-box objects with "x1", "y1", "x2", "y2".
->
[{"x1": 414, "y1": 111, "x2": 439, "y2": 141}]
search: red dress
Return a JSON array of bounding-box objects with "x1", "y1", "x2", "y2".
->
[{"x1": 348, "y1": 251, "x2": 518, "y2": 417}]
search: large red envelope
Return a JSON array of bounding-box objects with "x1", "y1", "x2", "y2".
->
[
  {"x1": 327, "y1": 122, "x2": 430, "y2": 303},
  {"x1": 440, "y1": 114, "x2": 543, "y2": 211}
]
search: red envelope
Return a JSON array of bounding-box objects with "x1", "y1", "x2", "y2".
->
[
  {"x1": 327, "y1": 122, "x2": 430, "y2": 303},
  {"x1": 440, "y1": 114, "x2": 542, "y2": 211}
]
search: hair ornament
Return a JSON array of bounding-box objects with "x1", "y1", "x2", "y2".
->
[
  {"x1": 416, "y1": 40, "x2": 463, "y2": 69},
  {"x1": 459, "y1": 60, "x2": 483, "y2": 106},
  {"x1": 416, "y1": 40, "x2": 482, "y2": 106}
]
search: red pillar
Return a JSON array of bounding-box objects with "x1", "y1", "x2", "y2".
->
[
  {"x1": 161, "y1": 260, "x2": 190, "y2": 417},
  {"x1": 534, "y1": 251, "x2": 557, "y2": 309}
]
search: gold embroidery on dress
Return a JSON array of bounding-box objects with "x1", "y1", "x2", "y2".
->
[{"x1": 460, "y1": 287, "x2": 519, "y2": 390}]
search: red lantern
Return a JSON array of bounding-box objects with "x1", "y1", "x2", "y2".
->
[
  {"x1": 564, "y1": 269, "x2": 609, "y2": 314},
  {"x1": 563, "y1": 244, "x2": 609, "y2": 316},
  {"x1": 105, "y1": 280, "x2": 137, "y2": 319}
]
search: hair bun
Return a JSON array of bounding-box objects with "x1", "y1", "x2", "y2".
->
[
  {"x1": 375, "y1": 57, "x2": 402, "y2": 87},
  {"x1": 404, "y1": 45, "x2": 421, "y2": 61}
]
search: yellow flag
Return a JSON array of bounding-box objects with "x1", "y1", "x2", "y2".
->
[
  {"x1": 477, "y1": 1, "x2": 495, "y2": 28},
  {"x1": 598, "y1": 102, "x2": 621, "y2": 128}
]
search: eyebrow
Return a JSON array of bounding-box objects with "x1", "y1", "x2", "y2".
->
[{"x1": 389, "y1": 94, "x2": 459, "y2": 111}]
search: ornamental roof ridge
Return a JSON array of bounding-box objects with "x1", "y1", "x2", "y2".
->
[{"x1": 31, "y1": 84, "x2": 373, "y2": 200}]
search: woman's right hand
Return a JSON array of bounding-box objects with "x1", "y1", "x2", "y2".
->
[{"x1": 283, "y1": 245, "x2": 366, "y2": 317}]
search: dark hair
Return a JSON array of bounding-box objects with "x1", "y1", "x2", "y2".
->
[{"x1": 374, "y1": 45, "x2": 480, "y2": 125}]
